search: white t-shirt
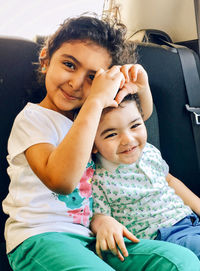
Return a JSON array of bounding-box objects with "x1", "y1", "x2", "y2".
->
[
  {"x1": 92, "y1": 143, "x2": 192, "y2": 239},
  {"x1": 2, "y1": 103, "x2": 94, "y2": 253}
]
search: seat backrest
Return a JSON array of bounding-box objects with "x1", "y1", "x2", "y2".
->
[
  {"x1": 1, "y1": 38, "x2": 199, "y2": 248},
  {"x1": 136, "y1": 42, "x2": 200, "y2": 196},
  {"x1": 0, "y1": 37, "x2": 41, "y2": 242}
]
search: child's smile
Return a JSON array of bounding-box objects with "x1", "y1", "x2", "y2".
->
[
  {"x1": 93, "y1": 101, "x2": 147, "y2": 165},
  {"x1": 40, "y1": 41, "x2": 111, "y2": 118}
]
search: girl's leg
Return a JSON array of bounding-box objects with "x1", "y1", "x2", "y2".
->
[
  {"x1": 156, "y1": 213, "x2": 200, "y2": 260},
  {"x1": 8, "y1": 232, "x2": 114, "y2": 271},
  {"x1": 102, "y1": 239, "x2": 200, "y2": 271}
]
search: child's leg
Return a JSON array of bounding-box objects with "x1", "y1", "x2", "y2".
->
[
  {"x1": 89, "y1": 238, "x2": 200, "y2": 271},
  {"x1": 156, "y1": 213, "x2": 200, "y2": 260},
  {"x1": 8, "y1": 232, "x2": 115, "y2": 271}
]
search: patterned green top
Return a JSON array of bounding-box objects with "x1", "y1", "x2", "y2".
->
[{"x1": 92, "y1": 143, "x2": 192, "y2": 239}]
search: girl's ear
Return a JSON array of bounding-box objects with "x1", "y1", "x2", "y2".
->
[
  {"x1": 92, "y1": 145, "x2": 98, "y2": 154},
  {"x1": 39, "y1": 47, "x2": 49, "y2": 74}
]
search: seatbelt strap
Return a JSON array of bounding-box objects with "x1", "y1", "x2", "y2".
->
[
  {"x1": 159, "y1": 39, "x2": 200, "y2": 170},
  {"x1": 194, "y1": 0, "x2": 200, "y2": 55},
  {"x1": 176, "y1": 47, "x2": 200, "y2": 171}
]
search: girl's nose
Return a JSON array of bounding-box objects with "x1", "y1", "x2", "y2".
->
[
  {"x1": 68, "y1": 73, "x2": 85, "y2": 91},
  {"x1": 121, "y1": 132, "x2": 134, "y2": 146}
]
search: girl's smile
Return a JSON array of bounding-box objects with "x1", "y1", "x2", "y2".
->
[
  {"x1": 93, "y1": 101, "x2": 147, "y2": 165},
  {"x1": 40, "y1": 41, "x2": 112, "y2": 118}
]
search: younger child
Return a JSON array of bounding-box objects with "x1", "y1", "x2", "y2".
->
[
  {"x1": 92, "y1": 93, "x2": 200, "y2": 260},
  {"x1": 2, "y1": 15, "x2": 200, "y2": 271}
]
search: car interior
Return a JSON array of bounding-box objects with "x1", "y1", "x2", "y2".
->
[{"x1": 0, "y1": 0, "x2": 200, "y2": 270}]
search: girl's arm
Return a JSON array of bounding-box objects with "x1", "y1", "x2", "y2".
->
[
  {"x1": 25, "y1": 66, "x2": 124, "y2": 195},
  {"x1": 166, "y1": 173, "x2": 200, "y2": 216},
  {"x1": 115, "y1": 64, "x2": 153, "y2": 121}
]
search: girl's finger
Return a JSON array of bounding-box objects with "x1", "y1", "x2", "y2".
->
[
  {"x1": 115, "y1": 82, "x2": 138, "y2": 104},
  {"x1": 95, "y1": 68, "x2": 105, "y2": 78},
  {"x1": 100, "y1": 239, "x2": 109, "y2": 252},
  {"x1": 107, "y1": 235, "x2": 119, "y2": 256},
  {"x1": 123, "y1": 227, "x2": 140, "y2": 243},
  {"x1": 114, "y1": 233, "x2": 128, "y2": 258},
  {"x1": 120, "y1": 64, "x2": 131, "y2": 82},
  {"x1": 129, "y1": 64, "x2": 145, "y2": 82},
  {"x1": 115, "y1": 88, "x2": 129, "y2": 104},
  {"x1": 107, "y1": 235, "x2": 125, "y2": 261},
  {"x1": 106, "y1": 65, "x2": 121, "y2": 77},
  {"x1": 96, "y1": 241, "x2": 103, "y2": 259}
]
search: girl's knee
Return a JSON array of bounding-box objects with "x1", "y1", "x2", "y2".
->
[{"x1": 123, "y1": 239, "x2": 200, "y2": 271}]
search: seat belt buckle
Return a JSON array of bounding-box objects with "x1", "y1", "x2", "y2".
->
[{"x1": 185, "y1": 104, "x2": 200, "y2": 125}]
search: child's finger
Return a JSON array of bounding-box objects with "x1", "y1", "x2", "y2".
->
[
  {"x1": 129, "y1": 64, "x2": 140, "y2": 82},
  {"x1": 129, "y1": 64, "x2": 146, "y2": 82},
  {"x1": 107, "y1": 235, "x2": 125, "y2": 261},
  {"x1": 114, "y1": 233, "x2": 129, "y2": 258},
  {"x1": 123, "y1": 227, "x2": 140, "y2": 243},
  {"x1": 115, "y1": 82, "x2": 138, "y2": 104},
  {"x1": 95, "y1": 68, "x2": 105, "y2": 78},
  {"x1": 96, "y1": 241, "x2": 103, "y2": 259},
  {"x1": 120, "y1": 64, "x2": 131, "y2": 82},
  {"x1": 115, "y1": 88, "x2": 129, "y2": 104},
  {"x1": 106, "y1": 65, "x2": 121, "y2": 76}
]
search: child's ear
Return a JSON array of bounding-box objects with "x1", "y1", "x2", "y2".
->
[
  {"x1": 39, "y1": 47, "x2": 49, "y2": 74},
  {"x1": 92, "y1": 145, "x2": 98, "y2": 154}
]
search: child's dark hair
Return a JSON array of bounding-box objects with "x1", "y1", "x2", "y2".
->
[
  {"x1": 35, "y1": 15, "x2": 137, "y2": 102},
  {"x1": 101, "y1": 93, "x2": 143, "y2": 120},
  {"x1": 41, "y1": 15, "x2": 129, "y2": 66},
  {"x1": 120, "y1": 93, "x2": 143, "y2": 118}
]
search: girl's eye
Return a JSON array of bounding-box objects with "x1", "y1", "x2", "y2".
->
[
  {"x1": 64, "y1": 61, "x2": 75, "y2": 70},
  {"x1": 105, "y1": 133, "x2": 117, "y2": 139},
  {"x1": 131, "y1": 123, "x2": 141, "y2": 129},
  {"x1": 88, "y1": 74, "x2": 95, "y2": 81}
]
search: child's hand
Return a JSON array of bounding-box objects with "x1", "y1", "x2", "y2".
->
[
  {"x1": 115, "y1": 64, "x2": 153, "y2": 120},
  {"x1": 94, "y1": 215, "x2": 139, "y2": 261},
  {"x1": 89, "y1": 66, "x2": 125, "y2": 109},
  {"x1": 115, "y1": 64, "x2": 149, "y2": 104}
]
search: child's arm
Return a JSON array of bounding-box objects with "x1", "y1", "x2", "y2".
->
[
  {"x1": 25, "y1": 66, "x2": 125, "y2": 195},
  {"x1": 90, "y1": 214, "x2": 139, "y2": 261},
  {"x1": 166, "y1": 173, "x2": 200, "y2": 216},
  {"x1": 115, "y1": 64, "x2": 153, "y2": 121}
]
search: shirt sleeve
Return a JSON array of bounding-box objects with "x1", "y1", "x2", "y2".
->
[
  {"x1": 8, "y1": 106, "x2": 59, "y2": 162},
  {"x1": 92, "y1": 172, "x2": 111, "y2": 216},
  {"x1": 145, "y1": 143, "x2": 169, "y2": 177}
]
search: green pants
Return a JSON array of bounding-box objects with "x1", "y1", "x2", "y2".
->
[{"x1": 8, "y1": 232, "x2": 200, "y2": 271}]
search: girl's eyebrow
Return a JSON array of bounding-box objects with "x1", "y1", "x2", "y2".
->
[
  {"x1": 100, "y1": 117, "x2": 141, "y2": 137},
  {"x1": 60, "y1": 54, "x2": 97, "y2": 73},
  {"x1": 61, "y1": 54, "x2": 80, "y2": 65},
  {"x1": 100, "y1": 127, "x2": 116, "y2": 137}
]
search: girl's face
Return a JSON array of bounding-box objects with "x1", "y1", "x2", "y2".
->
[
  {"x1": 41, "y1": 41, "x2": 111, "y2": 118},
  {"x1": 93, "y1": 101, "x2": 147, "y2": 165}
]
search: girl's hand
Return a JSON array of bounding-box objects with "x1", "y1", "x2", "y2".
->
[
  {"x1": 115, "y1": 64, "x2": 153, "y2": 120},
  {"x1": 94, "y1": 215, "x2": 139, "y2": 261},
  {"x1": 115, "y1": 64, "x2": 149, "y2": 104},
  {"x1": 88, "y1": 66, "x2": 125, "y2": 109}
]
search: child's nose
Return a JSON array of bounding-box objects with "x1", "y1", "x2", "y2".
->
[
  {"x1": 69, "y1": 74, "x2": 85, "y2": 91},
  {"x1": 121, "y1": 132, "x2": 134, "y2": 145}
]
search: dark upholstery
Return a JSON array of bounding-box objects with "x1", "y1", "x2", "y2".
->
[
  {"x1": 0, "y1": 37, "x2": 40, "y2": 270},
  {"x1": 136, "y1": 43, "x2": 200, "y2": 196},
  {"x1": 0, "y1": 38, "x2": 199, "y2": 270}
]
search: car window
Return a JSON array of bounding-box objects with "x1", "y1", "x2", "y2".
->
[{"x1": 0, "y1": 0, "x2": 104, "y2": 40}]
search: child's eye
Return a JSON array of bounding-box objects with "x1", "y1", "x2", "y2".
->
[
  {"x1": 63, "y1": 61, "x2": 75, "y2": 70},
  {"x1": 105, "y1": 133, "x2": 117, "y2": 139},
  {"x1": 131, "y1": 123, "x2": 141, "y2": 129},
  {"x1": 88, "y1": 74, "x2": 95, "y2": 81}
]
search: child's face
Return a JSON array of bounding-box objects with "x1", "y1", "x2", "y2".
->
[
  {"x1": 42, "y1": 41, "x2": 111, "y2": 117},
  {"x1": 93, "y1": 101, "x2": 147, "y2": 165}
]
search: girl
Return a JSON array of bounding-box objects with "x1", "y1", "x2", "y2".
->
[{"x1": 3, "y1": 16, "x2": 200, "y2": 271}]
